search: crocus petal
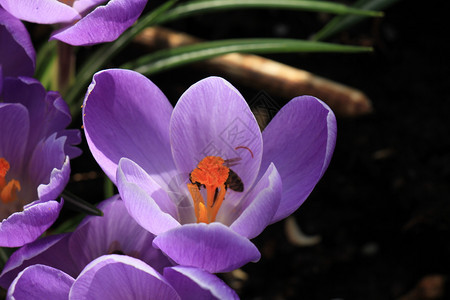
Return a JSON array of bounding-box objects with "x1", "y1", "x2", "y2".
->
[
  {"x1": 83, "y1": 69, "x2": 176, "y2": 188},
  {"x1": 117, "y1": 158, "x2": 180, "y2": 235},
  {"x1": 7, "y1": 265, "x2": 74, "y2": 300},
  {"x1": 153, "y1": 222, "x2": 261, "y2": 273},
  {"x1": 0, "y1": 103, "x2": 29, "y2": 173},
  {"x1": 51, "y1": 0, "x2": 147, "y2": 46},
  {"x1": 43, "y1": 92, "x2": 82, "y2": 158},
  {"x1": 43, "y1": 91, "x2": 72, "y2": 134},
  {"x1": 170, "y1": 77, "x2": 263, "y2": 201},
  {"x1": 0, "y1": 234, "x2": 76, "y2": 289},
  {"x1": 70, "y1": 255, "x2": 180, "y2": 300},
  {"x1": 69, "y1": 195, "x2": 171, "y2": 274},
  {"x1": 1, "y1": 77, "x2": 48, "y2": 156},
  {"x1": 0, "y1": 199, "x2": 63, "y2": 247},
  {"x1": 2, "y1": 79, "x2": 79, "y2": 159},
  {"x1": 62, "y1": 129, "x2": 83, "y2": 159},
  {"x1": 72, "y1": 0, "x2": 107, "y2": 14},
  {"x1": 228, "y1": 163, "x2": 282, "y2": 239},
  {"x1": 37, "y1": 155, "x2": 70, "y2": 202},
  {"x1": 260, "y1": 96, "x2": 337, "y2": 223},
  {"x1": 27, "y1": 134, "x2": 68, "y2": 201},
  {"x1": 0, "y1": 0, "x2": 80, "y2": 24},
  {"x1": 164, "y1": 266, "x2": 239, "y2": 300},
  {"x1": 0, "y1": 66, "x2": 3, "y2": 92},
  {"x1": 0, "y1": 7, "x2": 35, "y2": 77}
]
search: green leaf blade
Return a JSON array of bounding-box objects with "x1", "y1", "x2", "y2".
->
[
  {"x1": 158, "y1": 0, "x2": 383, "y2": 24},
  {"x1": 122, "y1": 38, "x2": 372, "y2": 76},
  {"x1": 313, "y1": 0, "x2": 400, "y2": 41}
]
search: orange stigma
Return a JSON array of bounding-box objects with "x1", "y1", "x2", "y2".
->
[
  {"x1": 188, "y1": 156, "x2": 230, "y2": 223},
  {"x1": 0, "y1": 158, "x2": 21, "y2": 204}
]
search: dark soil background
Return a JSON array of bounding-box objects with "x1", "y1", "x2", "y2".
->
[{"x1": 64, "y1": 0, "x2": 449, "y2": 299}]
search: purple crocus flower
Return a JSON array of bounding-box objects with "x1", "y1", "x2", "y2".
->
[
  {"x1": 0, "y1": 9, "x2": 81, "y2": 247},
  {"x1": 0, "y1": 76, "x2": 81, "y2": 247},
  {"x1": 82, "y1": 69, "x2": 336, "y2": 273},
  {"x1": 0, "y1": 196, "x2": 239, "y2": 299},
  {"x1": 0, "y1": 0, "x2": 147, "y2": 46}
]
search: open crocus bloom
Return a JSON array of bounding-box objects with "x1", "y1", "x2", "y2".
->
[
  {"x1": 83, "y1": 69, "x2": 336, "y2": 273},
  {"x1": 0, "y1": 10, "x2": 81, "y2": 247},
  {"x1": 0, "y1": 197, "x2": 238, "y2": 300},
  {"x1": 0, "y1": 76, "x2": 81, "y2": 247},
  {"x1": 0, "y1": 0, "x2": 147, "y2": 46}
]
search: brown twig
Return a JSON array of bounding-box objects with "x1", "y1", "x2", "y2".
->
[{"x1": 134, "y1": 26, "x2": 373, "y2": 117}]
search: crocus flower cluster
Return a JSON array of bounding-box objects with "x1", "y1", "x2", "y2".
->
[
  {"x1": 0, "y1": 0, "x2": 147, "y2": 46},
  {"x1": 1, "y1": 4, "x2": 337, "y2": 297},
  {"x1": 83, "y1": 69, "x2": 337, "y2": 273},
  {"x1": 0, "y1": 7, "x2": 81, "y2": 247},
  {"x1": 0, "y1": 196, "x2": 239, "y2": 299}
]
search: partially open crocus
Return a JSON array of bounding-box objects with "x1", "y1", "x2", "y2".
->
[
  {"x1": 0, "y1": 197, "x2": 239, "y2": 300},
  {"x1": 83, "y1": 69, "x2": 336, "y2": 273},
  {"x1": 0, "y1": 0, "x2": 147, "y2": 46}
]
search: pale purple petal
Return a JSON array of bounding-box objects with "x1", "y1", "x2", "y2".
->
[
  {"x1": 228, "y1": 163, "x2": 282, "y2": 239},
  {"x1": 117, "y1": 158, "x2": 180, "y2": 235},
  {"x1": 0, "y1": 103, "x2": 29, "y2": 173},
  {"x1": 70, "y1": 255, "x2": 180, "y2": 300},
  {"x1": 83, "y1": 69, "x2": 176, "y2": 188},
  {"x1": 164, "y1": 266, "x2": 239, "y2": 300},
  {"x1": 69, "y1": 195, "x2": 172, "y2": 274},
  {"x1": 0, "y1": 0, "x2": 80, "y2": 24},
  {"x1": 7, "y1": 265, "x2": 74, "y2": 300},
  {"x1": 170, "y1": 77, "x2": 263, "y2": 205},
  {"x1": 72, "y1": 0, "x2": 107, "y2": 14},
  {"x1": 153, "y1": 222, "x2": 260, "y2": 273},
  {"x1": 0, "y1": 200, "x2": 63, "y2": 247},
  {"x1": 51, "y1": 0, "x2": 147, "y2": 46},
  {"x1": 0, "y1": 234, "x2": 76, "y2": 289},
  {"x1": 0, "y1": 7, "x2": 35, "y2": 77},
  {"x1": 260, "y1": 96, "x2": 337, "y2": 223}
]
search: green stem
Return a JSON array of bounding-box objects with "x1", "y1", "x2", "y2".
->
[{"x1": 57, "y1": 41, "x2": 75, "y2": 95}]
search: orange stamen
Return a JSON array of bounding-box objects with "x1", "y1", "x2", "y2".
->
[
  {"x1": 210, "y1": 184, "x2": 227, "y2": 222},
  {"x1": 1, "y1": 180, "x2": 21, "y2": 204},
  {"x1": 188, "y1": 156, "x2": 231, "y2": 223},
  {"x1": 0, "y1": 158, "x2": 9, "y2": 189},
  {"x1": 58, "y1": 0, "x2": 75, "y2": 6},
  {"x1": 0, "y1": 158, "x2": 21, "y2": 204}
]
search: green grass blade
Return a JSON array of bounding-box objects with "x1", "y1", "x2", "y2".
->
[
  {"x1": 122, "y1": 38, "x2": 372, "y2": 76},
  {"x1": 313, "y1": 0, "x2": 401, "y2": 41},
  {"x1": 35, "y1": 40, "x2": 58, "y2": 91},
  {"x1": 157, "y1": 0, "x2": 382, "y2": 24}
]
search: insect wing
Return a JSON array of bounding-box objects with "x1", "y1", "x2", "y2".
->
[{"x1": 225, "y1": 168, "x2": 244, "y2": 192}]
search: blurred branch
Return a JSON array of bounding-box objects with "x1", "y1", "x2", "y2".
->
[{"x1": 134, "y1": 26, "x2": 373, "y2": 117}]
